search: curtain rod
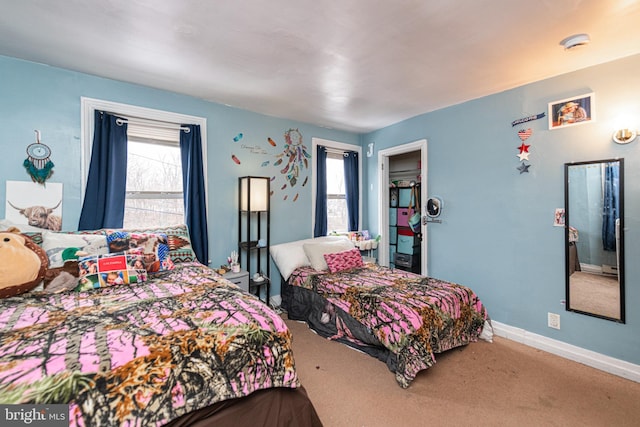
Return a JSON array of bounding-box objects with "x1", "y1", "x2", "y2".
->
[{"x1": 114, "y1": 115, "x2": 191, "y2": 132}]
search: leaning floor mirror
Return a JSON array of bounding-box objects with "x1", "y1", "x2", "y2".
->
[{"x1": 564, "y1": 158, "x2": 625, "y2": 323}]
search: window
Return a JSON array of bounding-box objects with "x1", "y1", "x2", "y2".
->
[
  {"x1": 81, "y1": 97, "x2": 208, "y2": 227},
  {"x1": 311, "y1": 137, "x2": 361, "y2": 236},
  {"x1": 124, "y1": 138, "x2": 184, "y2": 229},
  {"x1": 326, "y1": 153, "x2": 348, "y2": 232}
]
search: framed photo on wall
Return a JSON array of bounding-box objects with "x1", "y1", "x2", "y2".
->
[
  {"x1": 553, "y1": 208, "x2": 565, "y2": 227},
  {"x1": 548, "y1": 92, "x2": 594, "y2": 130}
]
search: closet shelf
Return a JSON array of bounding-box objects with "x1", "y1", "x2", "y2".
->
[{"x1": 389, "y1": 168, "x2": 420, "y2": 175}]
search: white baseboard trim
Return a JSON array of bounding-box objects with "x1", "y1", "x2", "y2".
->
[
  {"x1": 580, "y1": 263, "x2": 601, "y2": 274},
  {"x1": 492, "y1": 321, "x2": 640, "y2": 383}
]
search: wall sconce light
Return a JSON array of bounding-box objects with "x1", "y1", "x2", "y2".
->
[{"x1": 612, "y1": 128, "x2": 637, "y2": 144}]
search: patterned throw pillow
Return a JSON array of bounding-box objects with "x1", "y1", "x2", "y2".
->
[
  {"x1": 104, "y1": 224, "x2": 197, "y2": 264},
  {"x1": 41, "y1": 230, "x2": 109, "y2": 268},
  {"x1": 22, "y1": 232, "x2": 43, "y2": 247},
  {"x1": 76, "y1": 249, "x2": 147, "y2": 291},
  {"x1": 105, "y1": 231, "x2": 174, "y2": 273},
  {"x1": 323, "y1": 248, "x2": 364, "y2": 273}
]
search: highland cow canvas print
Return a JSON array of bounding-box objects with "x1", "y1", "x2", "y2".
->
[{"x1": 5, "y1": 180, "x2": 63, "y2": 231}]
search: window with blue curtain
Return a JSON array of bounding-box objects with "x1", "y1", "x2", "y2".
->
[
  {"x1": 79, "y1": 107, "x2": 209, "y2": 264},
  {"x1": 313, "y1": 140, "x2": 360, "y2": 235}
]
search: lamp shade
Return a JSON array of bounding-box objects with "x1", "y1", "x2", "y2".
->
[{"x1": 240, "y1": 176, "x2": 269, "y2": 211}]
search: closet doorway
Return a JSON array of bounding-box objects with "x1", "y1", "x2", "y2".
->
[{"x1": 378, "y1": 139, "x2": 427, "y2": 274}]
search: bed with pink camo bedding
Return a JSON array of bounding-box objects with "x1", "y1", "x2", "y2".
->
[
  {"x1": 0, "y1": 262, "x2": 320, "y2": 426},
  {"x1": 282, "y1": 263, "x2": 490, "y2": 388}
]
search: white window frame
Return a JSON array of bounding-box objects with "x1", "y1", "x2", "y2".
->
[
  {"x1": 80, "y1": 97, "x2": 208, "y2": 217},
  {"x1": 311, "y1": 137, "x2": 362, "y2": 236}
]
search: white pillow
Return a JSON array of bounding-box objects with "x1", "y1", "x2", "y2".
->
[
  {"x1": 0, "y1": 218, "x2": 46, "y2": 233},
  {"x1": 303, "y1": 240, "x2": 356, "y2": 272},
  {"x1": 269, "y1": 236, "x2": 349, "y2": 280},
  {"x1": 41, "y1": 231, "x2": 109, "y2": 268}
]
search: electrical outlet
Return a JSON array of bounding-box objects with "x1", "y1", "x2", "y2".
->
[{"x1": 548, "y1": 312, "x2": 560, "y2": 330}]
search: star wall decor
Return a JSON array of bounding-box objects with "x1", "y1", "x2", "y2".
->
[
  {"x1": 510, "y1": 118, "x2": 537, "y2": 176},
  {"x1": 517, "y1": 162, "x2": 531, "y2": 174}
]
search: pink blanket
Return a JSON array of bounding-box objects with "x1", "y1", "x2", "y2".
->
[{"x1": 0, "y1": 263, "x2": 299, "y2": 426}]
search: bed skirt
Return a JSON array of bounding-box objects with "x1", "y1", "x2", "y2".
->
[{"x1": 166, "y1": 386, "x2": 322, "y2": 427}]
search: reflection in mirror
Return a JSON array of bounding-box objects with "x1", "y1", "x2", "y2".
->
[{"x1": 565, "y1": 159, "x2": 624, "y2": 323}]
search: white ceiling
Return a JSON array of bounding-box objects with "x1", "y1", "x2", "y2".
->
[{"x1": 1, "y1": 0, "x2": 640, "y2": 133}]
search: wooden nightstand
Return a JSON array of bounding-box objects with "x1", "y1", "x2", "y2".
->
[{"x1": 223, "y1": 270, "x2": 249, "y2": 292}]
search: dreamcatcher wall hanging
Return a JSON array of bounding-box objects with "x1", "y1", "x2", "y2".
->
[
  {"x1": 274, "y1": 128, "x2": 311, "y2": 187},
  {"x1": 24, "y1": 130, "x2": 54, "y2": 184}
]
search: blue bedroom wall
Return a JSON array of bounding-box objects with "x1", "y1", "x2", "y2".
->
[
  {"x1": 362, "y1": 54, "x2": 640, "y2": 366},
  {"x1": 2, "y1": 52, "x2": 638, "y2": 368},
  {"x1": 0, "y1": 55, "x2": 359, "y2": 293}
]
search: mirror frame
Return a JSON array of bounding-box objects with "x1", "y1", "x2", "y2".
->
[{"x1": 564, "y1": 158, "x2": 625, "y2": 323}]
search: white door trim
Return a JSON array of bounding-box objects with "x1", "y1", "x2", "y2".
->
[{"x1": 377, "y1": 139, "x2": 428, "y2": 274}]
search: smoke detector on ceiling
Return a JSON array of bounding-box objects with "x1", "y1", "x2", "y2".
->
[{"x1": 560, "y1": 33, "x2": 590, "y2": 50}]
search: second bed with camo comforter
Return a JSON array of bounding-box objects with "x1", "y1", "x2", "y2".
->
[{"x1": 272, "y1": 237, "x2": 492, "y2": 389}]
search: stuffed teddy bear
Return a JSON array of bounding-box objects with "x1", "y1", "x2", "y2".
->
[{"x1": 0, "y1": 227, "x2": 48, "y2": 298}]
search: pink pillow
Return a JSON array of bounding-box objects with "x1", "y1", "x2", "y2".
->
[{"x1": 323, "y1": 248, "x2": 364, "y2": 273}]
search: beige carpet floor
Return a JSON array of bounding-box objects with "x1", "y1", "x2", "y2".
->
[{"x1": 285, "y1": 317, "x2": 640, "y2": 427}]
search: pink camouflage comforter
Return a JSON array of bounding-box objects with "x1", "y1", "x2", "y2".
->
[
  {"x1": 0, "y1": 262, "x2": 299, "y2": 426},
  {"x1": 287, "y1": 264, "x2": 489, "y2": 388}
]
